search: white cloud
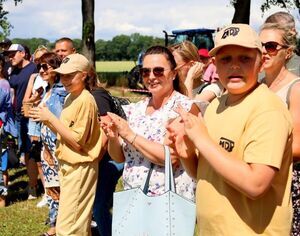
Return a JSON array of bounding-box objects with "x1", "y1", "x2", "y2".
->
[{"x1": 3, "y1": 0, "x2": 300, "y2": 41}]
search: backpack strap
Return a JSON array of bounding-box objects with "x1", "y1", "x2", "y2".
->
[{"x1": 287, "y1": 78, "x2": 300, "y2": 109}]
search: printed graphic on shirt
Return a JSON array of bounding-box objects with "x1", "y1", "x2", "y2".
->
[{"x1": 219, "y1": 137, "x2": 234, "y2": 152}]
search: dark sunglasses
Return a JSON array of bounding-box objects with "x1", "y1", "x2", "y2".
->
[
  {"x1": 140, "y1": 67, "x2": 170, "y2": 78},
  {"x1": 37, "y1": 63, "x2": 51, "y2": 71},
  {"x1": 262, "y1": 41, "x2": 288, "y2": 54}
]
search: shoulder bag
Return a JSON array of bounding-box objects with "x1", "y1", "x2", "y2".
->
[{"x1": 112, "y1": 145, "x2": 196, "y2": 236}]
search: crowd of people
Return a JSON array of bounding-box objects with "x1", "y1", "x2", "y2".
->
[{"x1": 0, "y1": 10, "x2": 299, "y2": 236}]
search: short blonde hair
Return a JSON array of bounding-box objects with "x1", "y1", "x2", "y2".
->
[{"x1": 33, "y1": 45, "x2": 49, "y2": 63}]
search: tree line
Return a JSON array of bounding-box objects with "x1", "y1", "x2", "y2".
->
[{"x1": 10, "y1": 33, "x2": 164, "y2": 61}]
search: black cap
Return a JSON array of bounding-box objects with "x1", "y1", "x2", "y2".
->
[{"x1": 0, "y1": 38, "x2": 12, "y2": 46}]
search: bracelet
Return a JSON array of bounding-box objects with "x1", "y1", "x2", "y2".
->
[{"x1": 129, "y1": 133, "x2": 137, "y2": 144}]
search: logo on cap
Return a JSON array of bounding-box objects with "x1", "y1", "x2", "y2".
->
[
  {"x1": 62, "y1": 57, "x2": 70, "y2": 64},
  {"x1": 221, "y1": 27, "x2": 240, "y2": 39}
]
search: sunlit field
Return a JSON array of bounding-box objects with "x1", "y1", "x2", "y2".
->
[{"x1": 96, "y1": 61, "x2": 135, "y2": 72}]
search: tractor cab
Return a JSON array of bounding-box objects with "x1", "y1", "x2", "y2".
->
[{"x1": 163, "y1": 28, "x2": 215, "y2": 50}]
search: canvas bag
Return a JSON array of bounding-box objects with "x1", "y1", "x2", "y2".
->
[{"x1": 112, "y1": 145, "x2": 196, "y2": 236}]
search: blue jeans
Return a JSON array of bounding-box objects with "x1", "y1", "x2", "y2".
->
[
  {"x1": 0, "y1": 137, "x2": 6, "y2": 196},
  {"x1": 93, "y1": 155, "x2": 123, "y2": 236},
  {"x1": 27, "y1": 119, "x2": 41, "y2": 138},
  {"x1": 15, "y1": 116, "x2": 31, "y2": 154}
]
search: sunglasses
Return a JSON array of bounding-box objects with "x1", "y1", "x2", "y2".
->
[
  {"x1": 262, "y1": 41, "x2": 288, "y2": 54},
  {"x1": 37, "y1": 63, "x2": 51, "y2": 72},
  {"x1": 140, "y1": 67, "x2": 170, "y2": 78}
]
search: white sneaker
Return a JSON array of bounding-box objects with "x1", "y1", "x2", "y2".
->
[
  {"x1": 27, "y1": 186, "x2": 37, "y2": 200},
  {"x1": 91, "y1": 220, "x2": 98, "y2": 228},
  {"x1": 36, "y1": 195, "x2": 47, "y2": 208}
]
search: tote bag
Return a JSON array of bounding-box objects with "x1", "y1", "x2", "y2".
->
[{"x1": 112, "y1": 145, "x2": 196, "y2": 236}]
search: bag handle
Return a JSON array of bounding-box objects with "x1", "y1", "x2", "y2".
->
[
  {"x1": 141, "y1": 145, "x2": 175, "y2": 194},
  {"x1": 142, "y1": 163, "x2": 154, "y2": 194},
  {"x1": 164, "y1": 145, "x2": 175, "y2": 192}
]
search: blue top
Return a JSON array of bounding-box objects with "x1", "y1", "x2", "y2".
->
[
  {"x1": 9, "y1": 62, "x2": 38, "y2": 118},
  {"x1": 42, "y1": 81, "x2": 68, "y2": 143},
  {"x1": 0, "y1": 79, "x2": 18, "y2": 137}
]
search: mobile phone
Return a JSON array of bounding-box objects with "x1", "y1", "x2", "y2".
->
[{"x1": 36, "y1": 86, "x2": 44, "y2": 94}]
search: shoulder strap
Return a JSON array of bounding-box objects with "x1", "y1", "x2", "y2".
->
[
  {"x1": 287, "y1": 78, "x2": 300, "y2": 108},
  {"x1": 142, "y1": 163, "x2": 155, "y2": 194}
]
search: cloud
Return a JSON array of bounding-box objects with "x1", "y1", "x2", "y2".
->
[{"x1": 3, "y1": 0, "x2": 300, "y2": 41}]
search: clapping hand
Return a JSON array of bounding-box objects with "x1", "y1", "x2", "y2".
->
[{"x1": 28, "y1": 103, "x2": 52, "y2": 123}]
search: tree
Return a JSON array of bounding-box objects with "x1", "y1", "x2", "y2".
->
[
  {"x1": 231, "y1": 0, "x2": 251, "y2": 24},
  {"x1": 95, "y1": 39, "x2": 108, "y2": 60},
  {"x1": 0, "y1": 0, "x2": 22, "y2": 38},
  {"x1": 81, "y1": 0, "x2": 95, "y2": 67},
  {"x1": 231, "y1": 0, "x2": 300, "y2": 24}
]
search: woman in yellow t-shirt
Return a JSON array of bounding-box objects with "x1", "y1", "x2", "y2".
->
[{"x1": 29, "y1": 53, "x2": 102, "y2": 236}]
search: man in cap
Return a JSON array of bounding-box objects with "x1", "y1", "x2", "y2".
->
[
  {"x1": 167, "y1": 24, "x2": 293, "y2": 235},
  {"x1": 6, "y1": 43, "x2": 39, "y2": 199}
]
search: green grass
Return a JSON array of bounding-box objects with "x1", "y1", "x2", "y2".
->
[
  {"x1": 96, "y1": 61, "x2": 135, "y2": 72},
  {"x1": 0, "y1": 167, "x2": 48, "y2": 236}
]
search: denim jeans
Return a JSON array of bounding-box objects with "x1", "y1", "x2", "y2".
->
[
  {"x1": 93, "y1": 155, "x2": 124, "y2": 236},
  {"x1": 15, "y1": 116, "x2": 31, "y2": 154},
  {"x1": 27, "y1": 119, "x2": 41, "y2": 138},
  {"x1": 0, "y1": 137, "x2": 6, "y2": 196}
]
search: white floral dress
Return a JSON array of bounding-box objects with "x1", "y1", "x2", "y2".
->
[{"x1": 122, "y1": 91, "x2": 196, "y2": 201}]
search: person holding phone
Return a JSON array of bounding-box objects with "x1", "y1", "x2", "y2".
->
[{"x1": 22, "y1": 45, "x2": 49, "y2": 202}]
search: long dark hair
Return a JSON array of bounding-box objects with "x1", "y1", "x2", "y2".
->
[{"x1": 143, "y1": 45, "x2": 184, "y2": 94}]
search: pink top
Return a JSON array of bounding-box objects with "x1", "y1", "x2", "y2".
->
[{"x1": 203, "y1": 63, "x2": 219, "y2": 83}]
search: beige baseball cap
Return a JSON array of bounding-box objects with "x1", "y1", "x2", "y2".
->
[
  {"x1": 209, "y1": 24, "x2": 263, "y2": 56},
  {"x1": 54, "y1": 53, "x2": 90, "y2": 74}
]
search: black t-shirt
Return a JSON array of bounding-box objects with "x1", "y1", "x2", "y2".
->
[
  {"x1": 91, "y1": 87, "x2": 113, "y2": 116},
  {"x1": 91, "y1": 87, "x2": 114, "y2": 163},
  {"x1": 9, "y1": 62, "x2": 38, "y2": 115}
]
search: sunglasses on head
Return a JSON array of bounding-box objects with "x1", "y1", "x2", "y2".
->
[
  {"x1": 140, "y1": 67, "x2": 170, "y2": 78},
  {"x1": 262, "y1": 41, "x2": 288, "y2": 54},
  {"x1": 37, "y1": 63, "x2": 51, "y2": 72}
]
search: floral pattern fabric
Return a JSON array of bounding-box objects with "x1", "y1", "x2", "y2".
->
[
  {"x1": 40, "y1": 82, "x2": 67, "y2": 187},
  {"x1": 292, "y1": 163, "x2": 300, "y2": 236},
  {"x1": 122, "y1": 91, "x2": 196, "y2": 201}
]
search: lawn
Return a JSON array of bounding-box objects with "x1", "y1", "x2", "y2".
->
[{"x1": 96, "y1": 61, "x2": 135, "y2": 72}]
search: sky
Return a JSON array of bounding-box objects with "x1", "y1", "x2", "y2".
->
[{"x1": 3, "y1": 0, "x2": 300, "y2": 42}]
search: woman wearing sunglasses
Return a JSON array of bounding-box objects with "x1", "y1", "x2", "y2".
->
[
  {"x1": 260, "y1": 23, "x2": 300, "y2": 234},
  {"x1": 30, "y1": 52, "x2": 68, "y2": 236},
  {"x1": 102, "y1": 45, "x2": 199, "y2": 201},
  {"x1": 22, "y1": 46, "x2": 49, "y2": 202}
]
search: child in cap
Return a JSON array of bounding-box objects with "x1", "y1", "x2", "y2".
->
[
  {"x1": 30, "y1": 53, "x2": 103, "y2": 236},
  {"x1": 167, "y1": 24, "x2": 293, "y2": 235}
]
